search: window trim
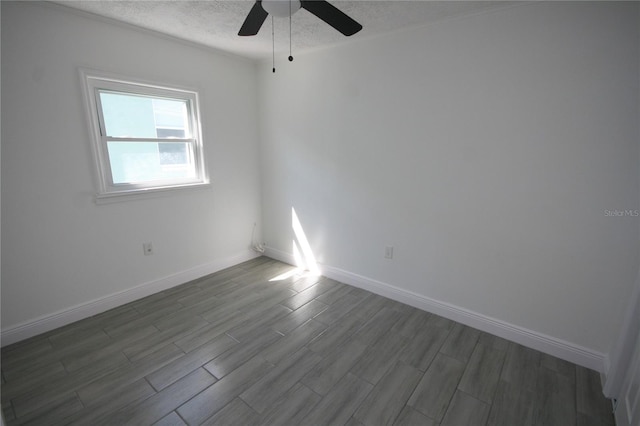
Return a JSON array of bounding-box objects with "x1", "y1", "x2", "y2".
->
[{"x1": 80, "y1": 69, "x2": 209, "y2": 202}]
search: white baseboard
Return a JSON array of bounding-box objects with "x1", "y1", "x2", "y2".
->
[
  {"x1": 265, "y1": 246, "x2": 606, "y2": 373},
  {"x1": 1, "y1": 250, "x2": 260, "y2": 347}
]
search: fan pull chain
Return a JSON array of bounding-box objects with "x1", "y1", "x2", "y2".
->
[
  {"x1": 272, "y1": 16, "x2": 276, "y2": 73},
  {"x1": 288, "y1": 0, "x2": 293, "y2": 61}
]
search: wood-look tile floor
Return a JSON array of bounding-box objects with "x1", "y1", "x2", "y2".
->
[{"x1": 1, "y1": 257, "x2": 615, "y2": 425}]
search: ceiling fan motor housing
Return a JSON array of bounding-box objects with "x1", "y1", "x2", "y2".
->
[{"x1": 261, "y1": 0, "x2": 302, "y2": 17}]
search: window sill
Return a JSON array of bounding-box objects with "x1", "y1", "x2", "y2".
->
[{"x1": 95, "y1": 182, "x2": 211, "y2": 204}]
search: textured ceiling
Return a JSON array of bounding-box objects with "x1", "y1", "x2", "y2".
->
[{"x1": 53, "y1": 1, "x2": 519, "y2": 59}]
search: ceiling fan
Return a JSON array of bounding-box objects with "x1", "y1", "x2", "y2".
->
[{"x1": 238, "y1": 0, "x2": 363, "y2": 37}]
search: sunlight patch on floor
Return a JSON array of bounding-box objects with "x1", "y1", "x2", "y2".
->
[{"x1": 291, "y1": 207, "x2": 320, "y2": 275}]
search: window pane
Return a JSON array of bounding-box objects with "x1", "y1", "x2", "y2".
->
[
  {"x1": 159, "y1": 142, "x2": 189, "y2": 165},
  {"x1": 107, "y1": 142, "x2": 195, "y2": 184},
  {"x1": 152, "y1": 99, "x2": 190, "y2": 137},
  {"x1": 100, "y1": 92, "x2": 190, "y2": 139},
  {"x1": 156, "y1": 128, "x2": 185, "y2": 138}
]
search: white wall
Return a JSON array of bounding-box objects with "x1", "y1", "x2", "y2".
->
[
  {"x1": 1, "y1": 2, "x2": 261, "y2": 341},
  {"x1": 259, "y1": 1, "x2": 639, "y2": 368}
]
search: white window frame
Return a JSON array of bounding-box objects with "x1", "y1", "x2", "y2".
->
[{"x1": 80, "y1": 69, "x2": 209, "y2": 202}]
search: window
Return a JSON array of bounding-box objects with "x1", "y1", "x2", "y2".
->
[{"x1": 81, "y1": 70, "x2": 208, "y2": 201}]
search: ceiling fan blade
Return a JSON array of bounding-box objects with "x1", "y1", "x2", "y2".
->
[
  {"x1": 301, "y1": 0, "x2": 362, "y2": 36},
  {"x1": 238, "y1": 1, "x2": 268, "y2": 36}
]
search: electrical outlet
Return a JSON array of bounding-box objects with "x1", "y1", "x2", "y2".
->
[
  {"x1": 385, "y1": 246, "x2": 394, "y2": 259},
  {"x1": 143, "y1": 242, "x2": 154, "y2": 256}
]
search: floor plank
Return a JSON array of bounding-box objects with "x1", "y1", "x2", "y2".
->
[
  {"x1": 457, "y1": 341, "x2": 507, "y2": 403},
  {"x1": 407, "y1": 353, "x2": 467, "y2": 422},
  {"x1": 486, "y1": 380, "x2": 536, "y2": 426},
  {"x1": 393, "y1": 406, "x2": 438, "y2": 426},
  {"x1": 576, "y1": 366, "x2": 615, "y2": 425},
  {"x1": 300, "y1": 373, "x2": 373, "y2": 426},
  {"x1": 500, "y1": 342, "x2": 541, "y2": 391},
  {"x1": 200, "y1": 398, "x2": 260, "y2": 426},
  {"x1": 259, "y1": 382, "x2": 322, "y2": 425},
  {"x1": 534, "y1": 367, "x2": 576, "y2": 426},
  {"x1": 353, "y1": 361, "x2": 423, "y2": 426},
  {"x1": 302, "y1": 338, "x2": 368, "y2": 395},
  {"x1": 153, "y1": 411, "x2": 187, "y2": 426},
  {"x1": 350, "y1": 329, "x2": 409, "y2": 385},
  {"x1": 439, "y1": 323, "x2": 481, "y2": 363},
  {"x1": 440, "y1": 390, "x2": 491, "y2": 426},
  {"x1": 240, "y1": 347, "x2": 322, "y2": 414}
]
